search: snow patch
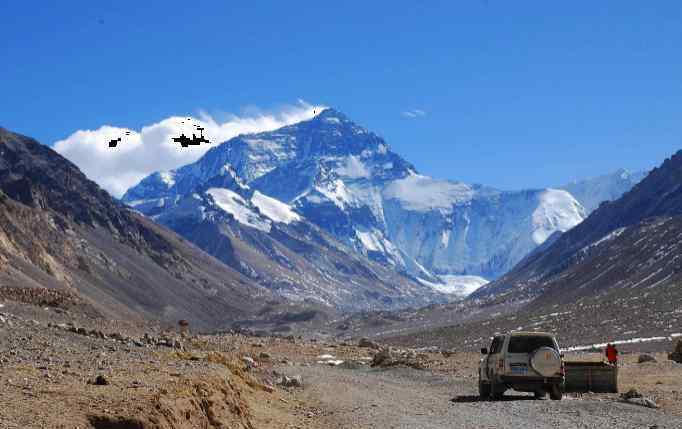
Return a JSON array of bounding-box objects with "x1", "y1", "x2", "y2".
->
[
  {"x1": 586, "y1": 227, "x2": 627, "y2": 250},
  {"x1": 206, "y1": 188, "x2": 271, "y2": 232},
  {"x1": 158, "y1": 171, "x2": 175, "y2": 187},
  {"x1": 418, "y1": 275, "x2": 488, "y2": 296},
  {"x1": 439, "y1": 275, "x2": 488, "y2": 295},
  {"x1": 562, "y1": 334, "x2": 681, "y2": 352},
  {"x1": 383, "y1": 175, "x2": 474, "y2": 212},
  {"x1": 441, "y1": 230, "x2": 451, "y2": 247},
  {"x1": 356, "y1": 230, "x2": 382, "y2": 252},
  {"x1": 251, "y1": 191, "x2": 301, "y2": 224},
  {"x1": 316, "y1": 179, "x2": 352, "y2": 209},
  {"x1": 243, "y1": 138, "x2": 284, "y2": 152}
]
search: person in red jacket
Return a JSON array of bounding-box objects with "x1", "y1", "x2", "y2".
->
[{"x1": 605, "y1": 343, "x2": 618, "y2": 365}]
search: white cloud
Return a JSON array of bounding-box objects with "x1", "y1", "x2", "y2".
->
[
  {"x1": 54, "y1": 101, "x2": 324, "y2": 198},
  {"x1": 401, "y1": 109, "x2": 427, "y2": 119}
]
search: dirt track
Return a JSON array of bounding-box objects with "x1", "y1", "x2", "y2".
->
[
  {"x1": 2, "y1": 300, "x2": 682, "y2": 429},
  {"x1": 285, "y1": 365, "x2": 682, "y2": 429}
]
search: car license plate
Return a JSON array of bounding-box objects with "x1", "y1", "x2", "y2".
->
[{"x1": 511, "y1": 365, "x2": 527, "y2": 374}]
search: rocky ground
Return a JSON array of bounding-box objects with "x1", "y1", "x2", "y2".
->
[
  {"x1": 336, "y1": 280, "x2": 682, "y2": 358},
  {"x1": 1, "y1": 300, "x2": 682, "y2": 428}
]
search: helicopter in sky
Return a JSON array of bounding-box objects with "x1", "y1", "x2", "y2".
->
[
  {"x1": 108, "y1": 131, "x2": 131, "y2": 148},
  {"x1": 172, "y1": 122, "x2": 210, "y2": 147}
]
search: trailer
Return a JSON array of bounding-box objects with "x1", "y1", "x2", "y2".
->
[{"x1": 564, "y1": 361, "x2": 618, "y2": 393}]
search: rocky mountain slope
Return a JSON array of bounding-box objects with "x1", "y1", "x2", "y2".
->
[
  {"x1": 0, "y1": 127, "x2": 280, "y2": 329},
  {"x1": 148, "y1": 164, "x2": 442, "y2": 311},
  {"x1": 472, "y1": 150, "x2": 682, "y2": 308},
  {"x1": 124, "y1": 109, "x2": 588, "y2": 294}
]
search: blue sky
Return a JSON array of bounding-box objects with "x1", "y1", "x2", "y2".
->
[{"x1": 1, "y1": 1, "x2": 681, "y2": 190}]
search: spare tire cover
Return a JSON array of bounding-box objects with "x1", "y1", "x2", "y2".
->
[{"x1": 530, "y1": 347, "x2": 561, "y2": 377}]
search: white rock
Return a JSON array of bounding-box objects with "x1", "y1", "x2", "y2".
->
[{"x1": 317, "y1": 354, "x2": 335, "y2": 360}]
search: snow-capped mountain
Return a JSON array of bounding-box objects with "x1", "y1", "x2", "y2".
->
[
  {"x1": 123, "y1": 109, "x2": 587, "y2": 295},
  {"x1": 472, "y1": 151, "x2": 681, "y2": 314},
  {"x1": 559, "y1": 169, "x2": 647, "y2": 212},
  {"x1": 127, "y1": 163, "x2": 443, "y2": 311}
]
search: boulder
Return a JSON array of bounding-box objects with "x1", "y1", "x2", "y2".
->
[
  {"x1": 277, "y1": 375, "x2": 303, "y2": 388},
  {"x1": 93, "y1": 375, "x2": 109, "y2": 386},
  {"x1": 621, "y1": 388, "x2": 642, "y2": 400},
  {"x1": 620, "y1": 390, "x2": 658, "y2": 409},
  {"x1": 317, "y1": 354, "x2": 335, "y2": 360},
  {"x1": 358, "y1": 338, "x2": 380, "y2": 349},
  {"x1": 371, "y1": 347, "x2": 427, "y2": 369},
  {"x1": 242, "y1": 356, "x2": 256, "y2": 370},
  {"x1": 288, "y1": 375, "x2": 303, "y2": 387},
  {"x1": 637, "y1": 354, "x2": 657, "y2": 363},
  {"x1": 371, "y1": 348, "x2": 394, "y2": 367},
  {"x1": 625, "y1": 397, "x2": 658, "y2": 409}
]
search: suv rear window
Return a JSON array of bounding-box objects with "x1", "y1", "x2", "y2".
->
[{"x1": 507, "y1": 336, "x2": 556, "y2": 353}]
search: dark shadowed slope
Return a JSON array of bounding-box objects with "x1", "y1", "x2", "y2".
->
[{"x1": 0, "y1": 127, "x2": 272, "y2": 329}]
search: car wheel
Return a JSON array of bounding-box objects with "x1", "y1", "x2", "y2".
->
[
  {"x1": 549, "y1": 384, "x2": 563, "y2": 400},
  {"x1": 478, "y1": 380, "x2": 491, "y2": 399},
  {"x1": 534, "y1": 389, "x2": 547, "y2": 399}
]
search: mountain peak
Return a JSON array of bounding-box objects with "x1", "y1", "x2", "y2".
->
[
  {"x1": 315, "y1": 107, "x2": 348, "y2": 120},
  {"x1": 304, "y1": 108, "x2": 356, "y2": 128}
]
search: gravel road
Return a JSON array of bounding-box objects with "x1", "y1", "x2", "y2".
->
[{"x1": 285, "y1": 365, "x2": 682, "y2": 429}]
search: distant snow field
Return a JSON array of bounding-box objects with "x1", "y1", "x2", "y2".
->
[
  {"x1": 531, "y1": 189, "x2": 586, "y2": 244},
  {"x1": 418, "y1": 275, "x2": 488, "y2": 296},
  {"x1": 562, "y1": 333, "x2": 682, "y2": 352}
]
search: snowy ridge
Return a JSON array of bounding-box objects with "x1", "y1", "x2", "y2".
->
[
  {"x1": 124, "y1": 108, "x2": 646, "y2": 283},
  {"x1": 560, "y1": 169, "x2": 647, "y2": 212},
  {"x1": 531, "y1": 189, "x2": 586, "y2": 245}
]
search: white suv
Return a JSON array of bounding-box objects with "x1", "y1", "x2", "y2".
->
[{"x1": 478, "y1": 331, "x2": 565, "y2": 400}]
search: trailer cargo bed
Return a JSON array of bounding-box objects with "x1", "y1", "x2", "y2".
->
[{"x1": 564, "y1": 361, "x2": 618, "y2": 393}]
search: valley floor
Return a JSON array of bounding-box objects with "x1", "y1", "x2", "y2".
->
[
  {"x1": 1, "y1": 301, "x2": 681, "y2": 428},
  {"x1": 285, "y1": 363, "x2": 682, "y2": 429}
]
